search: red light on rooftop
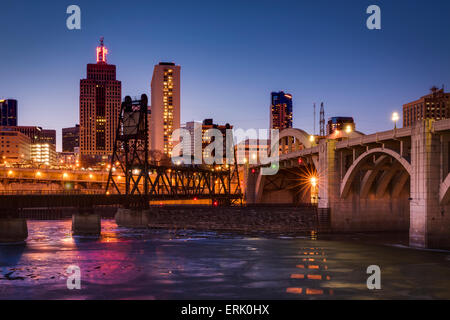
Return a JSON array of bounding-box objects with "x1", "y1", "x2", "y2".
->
[{"x1": 96, "y1": 37, "x2": 108, "y2": 64}]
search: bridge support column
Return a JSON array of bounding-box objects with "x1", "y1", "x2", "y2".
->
[
  {"x1": 0, "y1": 212, "x2": 28, "y2": 243},
  {"x1": 115, "y1": 208, "x2": 150, "y2": 228},
  {"x1": 245, "y1": 166, "x2": 257, "y2": 204},
  {"x1": 410, "y1": 120, "x2": 450, "y2": 248},
  {"x1": 318, "y1": 139, "x2": 338, "y2": 231},
  {"x1": 72, "y1": 207, "x2": 101, "y2": 236}
]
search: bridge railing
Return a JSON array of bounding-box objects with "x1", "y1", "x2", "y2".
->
[{"x1": 0, "y1": 190, "x2": 106, "y2": 196}]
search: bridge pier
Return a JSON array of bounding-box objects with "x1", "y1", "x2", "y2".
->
[
  {"x1": 318, "y1": 139, "x2": 337, "y2": 230},
  {"x1": 410, "y1": 120, "x2": 450, "y2": 248},
  {"x1": 115, "y1": 208, "x2": 150, "y2": 228},
  {"x1": 72, "y1": 207, "x2": 101, "y2": 236},
  {"x1": 0, "y1": 213, "x2": 28, "y2": 243}
]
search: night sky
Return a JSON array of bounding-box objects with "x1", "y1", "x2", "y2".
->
[{"x1": 1, "y1": 0, "x2": 450, "y2": 150}]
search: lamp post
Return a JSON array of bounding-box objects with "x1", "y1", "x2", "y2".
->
[{"x1": 391, "y1": 112, "x2": 400, "y2": 129}]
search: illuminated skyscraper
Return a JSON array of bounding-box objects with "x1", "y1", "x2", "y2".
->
[
  {"x1": 270, "y1": 91, "x2": 293, "y2": 130},
  {"x1": 0, "y1": 99, "x2": 17, "y2": 126},
  {"x1": 150, "y1": 62, "x2": 180, "y2": 156},
  {"x1": 80, "y1": 38, "x2": 121, "y2": 164}
]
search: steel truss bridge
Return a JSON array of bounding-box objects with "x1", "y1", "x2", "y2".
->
[{"x1": 0, "y1": 94, "x2": 242, "y2": 212}]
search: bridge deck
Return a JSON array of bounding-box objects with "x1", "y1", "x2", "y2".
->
[{"x1": 0, "y1": 193, "x2": 242, "y2": 211}]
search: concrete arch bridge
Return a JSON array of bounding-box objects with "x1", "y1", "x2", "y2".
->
[{"x1": 246, "y1": 119, "x2": 450, "y2": 249}]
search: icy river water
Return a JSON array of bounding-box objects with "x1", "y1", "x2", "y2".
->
[{"x1": 0, "y1": 219, "x2": 449, "y2": 299}]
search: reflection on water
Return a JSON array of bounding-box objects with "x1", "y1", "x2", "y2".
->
[{"x1": 0, "y1": 219, "x2": 449, "y2": 299}]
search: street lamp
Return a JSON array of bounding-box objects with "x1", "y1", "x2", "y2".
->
[
  {"x1": 310, "y1": 176, "x2": 317, "y2": 188},
  {"x1": 345, "y1": 125, "x2": 352, "y2": 134},
  {"x1": 391, "y1": 112, "x2": 400, "y2": 129}
]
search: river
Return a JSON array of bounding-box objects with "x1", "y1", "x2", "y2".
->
[{"x1": 0, "y1": 219, "x2": 449, "y2": 299}]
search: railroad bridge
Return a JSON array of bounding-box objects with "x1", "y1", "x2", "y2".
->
[{"x1": 247, "y1": 119, "x2": 450, "y2": 249}]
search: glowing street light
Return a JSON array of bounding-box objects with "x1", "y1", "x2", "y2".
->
[
  {"x1": 392, "y1": 112, "x2": 400, "y2": 129},
  {"x1": 309, "y1": 135, "x2": 315, "y2": 143},
  {"x1": 345, "y1": 125, "x2": 352, "y2": 134},
  {"x1": 310, "y1": 176, "x2": 317, "y2": 188}
]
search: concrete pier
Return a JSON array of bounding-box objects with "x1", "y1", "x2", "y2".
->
[
  {"x1": 72, "y1": 209, "x2": 101, "y2": 236},
  {"x1": 115, "y1": 208, "x2": 150, "y2": 228},
  {"x1": 0, "y1": 218, "x2": 28, "y2": 243}
]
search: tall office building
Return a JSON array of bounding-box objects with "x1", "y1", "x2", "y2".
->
[
  {"x1": 40, "y1": 129, "x2": 56, "y2": 146},
  {"x1": 80, "y1": 38, "x2": 121, "y2": 164},
  {"x1": 403, "y1": 87, "x2": 450, "y2": 127},
  {"x1": 150, "y1": 62, "x2": 180, "y2": 156},
  {"x1": 182, "y1": 119, "x2": 232, "y2": 163},
  {"x1": 270, "y1": 91, "x2": 293, "y2": 130},
  {"x1": 0, "y1": 99, "x2": 18, "y2": 126},
  {"x1": 62, "y1": 125, "x2": 80, "y2": 152}
]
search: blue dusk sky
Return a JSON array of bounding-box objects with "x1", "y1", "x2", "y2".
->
[{"x1": 1, "y1": 0, "x2": 450, "y2": 150}]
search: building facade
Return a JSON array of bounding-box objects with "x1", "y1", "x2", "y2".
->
[
  {"x1": 403, "y1": 87, "x2": 450, "y2": 127},
  {"x1": 0, "y1": 99, "x2": 18, "y2": 126},
  {"x1": 80, "y1": 38, "x2": 121, "y2": 164},
  {"x1": 270, "y1": 91, "x2": 293, "y2": 130},
  {"x1": 62, "y1": 124, "x2": 80, "y2": 152},
  {"x1": 326, "y1": 117, "x2": 355, "y2": 135},
  {"x1": 31, "y1": 143, "x2": 57, "y2": 165},
  {"x1": 150, "y1": 62, "x2": 180, "y2": 156},
  {"x1": 40, "y1": 129, "x2": 56, "y2": 146},
  {"x1": 182, "y1": 119, "x2": 232, "y2": 163},
  {"x1": 0, "y1": 127, "x2": 31, "y2": 162}
]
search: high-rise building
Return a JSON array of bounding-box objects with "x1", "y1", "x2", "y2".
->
[
  {"x1": 182, "y1": 119, "x2": 232, "y2": 163},
  {"x1": 270, "y1": 91, "x2": 293, "y2": 130},
  {"x1": 62, "y1": 125, "x2": 80, "y2": 152},
  {"x1": 9, "y1": 126, "x2": 55, "y2": 145},
  {"x1": 15, "y1": 126, "x2": 42, "y2": 143},
  {"x1": 0, "y1": 99, "x2": 18, "y2": 126},
  {"x1": 0, "y1": 126, "x2": 31, "y2": 162},
  {"x1": 40, "y1": 129, "x2": 56, "y2": 146},
  {"x1": 150, "y1": 62, "x2": 180, "y2": 156},
  {"x1": 326, "y1": 117, "x2": 355, "y2": 135},
  {"x1": 403, "y1": 87, "x2": 450, "y2": 127},
  {"x1": 80, "y1": 38, "x2": 121, "y2": 164}
]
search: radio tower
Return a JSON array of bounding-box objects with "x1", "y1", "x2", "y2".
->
[
  {"x1": 320, "y1": 102, "x2": 325, "y2": 136},
  {"x1": 313, "y1": 103, "x2": 316, "y2": 135}
]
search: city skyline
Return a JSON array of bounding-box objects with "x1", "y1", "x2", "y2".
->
[{"x1": 2, "y1": 1, "x2": 450, "y2": 152}]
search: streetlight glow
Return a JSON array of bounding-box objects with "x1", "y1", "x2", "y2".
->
[
  {"x1": 392, "y1": 112, "x2": 400, "y2": 128},
  {"x1": 310, "y1": 176, "x2": 317, "y2": 188}
]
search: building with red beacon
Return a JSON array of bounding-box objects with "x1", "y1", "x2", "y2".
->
[{"x1": 80, "y1": 38, "x2": 122, "y2": 164}]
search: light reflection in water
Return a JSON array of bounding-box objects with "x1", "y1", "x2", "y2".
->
[{"x1": 287, "y1": 246, "x2": 333, "y2": 297}]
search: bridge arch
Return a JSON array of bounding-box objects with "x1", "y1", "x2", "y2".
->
[
  {"x1": 439, "y1": 173, "x2": 450, "y2": 204},
  {"x1": 278, "y1": 128, "x2": 312, "y2": 154},
  {"x1": 340, "y1": 148, "x2": 411, "y2": 198}
]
